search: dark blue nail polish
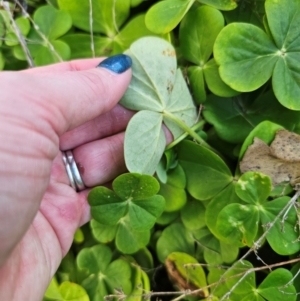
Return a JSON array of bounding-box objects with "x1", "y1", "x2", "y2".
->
[{"x1": 97, "y1": 54, "x2": 132, "y2": 74}]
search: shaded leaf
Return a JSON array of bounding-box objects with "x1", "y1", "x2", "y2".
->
[
  {"x1": 156, "y1": 223, "x2": 195, "y2": 262},
  {"x1": 203, "y1": 91, "x2": 300, "y2": 144},
  {"x1": 178, "y1": 140, "x2": 233, "y2": 200}
]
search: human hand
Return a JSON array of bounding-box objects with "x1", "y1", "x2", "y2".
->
[{"x1": 0, "y1": 56, "x2": 133, "y2": 300}]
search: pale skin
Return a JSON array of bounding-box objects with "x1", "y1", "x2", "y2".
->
[{"x1": 0, "y1": 58, "x2": 137, "y2": 300}]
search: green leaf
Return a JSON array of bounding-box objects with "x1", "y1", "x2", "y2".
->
[
  {"x1": 124, "y1": 112, "x2": 165, "y2": 175},
  {"x1": 89, "y1": 173, "x2": 164, "y2": 253},
  {"x1": 33, "y1": 40, "x2": 71, "y2": 65},
  {"x1": 178, "y1": 140, "x2": 233, "y2": 200},
  {"x1": 181, "y1": 197, "x2": 206, "y2": 230},
  {"x1": 5, "y1": 17, "x2": 31, "y2": 46},
  {"x1": 57, "y1": 0, "x2": 130, "y2": 35},
  {"x1": 203, "y1": 91, "x2": 300, "y2": 144},
  {"x1": 204, "y1": 59, "x2": 239, "y2": 97},
  {"x1": 197, "y1": 0, "x2": 237, "y2": 11},
  {"x1": 159, "y1": 164, "x2": 187, "y2": 212},
  {"x1": 156, "y1": 223, "x2": 195, "y2": 262},
  {"x1": 166, "y1": 252, "x2": 209, "y2": 297},
  {"x1": 90, "y1": 219, "x2": 117, "y2": 244},
  {"x1": 114, "y1": 14, "x2": 162, "y2": 51},
  {"x1": 193, "y1": 227, "x2": 239, "y2": 264},
  {"x1": 113, "y1": 173, "x2": 160, "y2": 200},
  {"x1": 33, "y1": 5, "x2": 72, "y2": 40},
  {"x1": 235, "y1": 172, "x2": 272, "y2": 205},
  {"x1": 58, "y1": 282, "x2": 90, "y2": 301},
  {"x1": 121, "y1": 37, "x2": 197, "y2": 174},
  {"x1": 260, "y1": 196, "x2": 300, "y2": 255},
  {"x1": 61, "y1": 34, "x2": 113, "y2": 58},
  {"x1": 216, "y1": 203, "x2": 259, "y2": 246},
  {"x1": 145, "y1": 0, "x2": 194, "y2": 34},
  {"x1": 214, "y1": 0, "x2": 300, "y2": 110},
  {"x1": 116, "y1": 219, "x2": 150, "y2": 254},
  {"x1": 223, "y1": 0, "x2": 265, "y2": 28},
  {"x1": 224, "y1": 260, "x2": 255, "y2": 295},
  {"x1": 214, "y1": 23, "x2": 278, "y2": 92},
  {"x1": 0, "y1": 52, "x2": 4, "y2": 70},
  {"x1": 89, "y1": 186, "x2": 127, "y2": 226},
  {"x1": 77, "y1": 245, "x2": 132, "y2": 301},
  {"x1": 180, "y1": 5, "x2": 224, "y2": 65},
  {"x1": 205, "y1": 183, "x2": 242, "y2": 238},
  {"x1": 89, "y1": 173, "x2": 165, "y2": 230},
  {"x1": 258, "y1": 269, "x2": 296, "y2": 301},
  {"x1": 156, "y1": 211, "x2": 180, "y2": 225},
  {"x1": 187, "y1": 66, "x2": 206, "y2": 103}
]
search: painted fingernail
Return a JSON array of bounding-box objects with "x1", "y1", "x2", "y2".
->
[{"x1": 97, "y1": 54, "x2": 132, "y2": 74}]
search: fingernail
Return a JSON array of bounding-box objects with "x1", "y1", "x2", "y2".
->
[{"x1": 97, "y1": 54, "x2": 132, "y2": 74}]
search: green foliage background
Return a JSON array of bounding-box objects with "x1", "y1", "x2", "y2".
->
[{"x1": 2, "y1": 0, "x2": 300, "y2": 300}]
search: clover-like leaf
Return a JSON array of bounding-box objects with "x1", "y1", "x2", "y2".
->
[
  {"x1": 214, "y1": 0, "x2": 300, "y2": 110},
  {"x1": 205, "y1": 183, "x2": 242, "y2": 238},
  {"x1": 193, "y1": 227, "x2": 239, "y2": 264},
  {"x1": 121, "y1": 37, "x2": 197, "y2": 174},
  {"x1": 88, "y1": 173, "x2": 165, "y2": 253},
  {"x1": 179, "y1": 6, "x2": 237, "y2": 103},
  {"x1": 180, "y1": 196, "x2": 206, "y2": 230},
  {"x1": 77, "y1": 245, "x2": 132, "y2": 301},
  {"x1": 235, "y1": 172, "x2": 272, "y2": 205},
  {"x1": 178, "y1": 140, "x2": 233, "y2": 200},
  {"x1": 260, "y1": 196, "x2": 300, "y2": 255},
  {"x1": 58, "y1": 0, "x2": 130, "y2": 35},
  {"x1": 25, "y1": 5, "x2": 72, "y2": 65},
  {"x1": 216, "y1": 203, "x2": 259, "y2": 247},
  {"x1": 44, "y1": 278, "x2": 90, "y2": 301},
  {"x1": 203, "y1": 91, "x2": 300, "y2": 144},
  {"x1": 89, "y1": 173, "x2": 164, "y2": 230},
  {"x1": 159, "y1": 164, "x2": 187, "y2": 212},
  {"x1": 257, "y1": 269, "x2": 296, "y2": 301},
  {"x1": 145, "y1": 0, "x2": 194, "y2": 34},
  {"x1": 156, "y1": 223, "x2": 195, "y2": 263}
]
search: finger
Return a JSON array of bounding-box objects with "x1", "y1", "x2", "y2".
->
[
  {"x1": 59, "y1": 104, "x2": 134, "y2": 150},
  {"x1": 23, "y1": 54, "x2": 132, "y2": 134},
  {"x1": 23, "y1": 58, "x2": 106, "y2": 74},
  {"x1": 72, "y1": 132, "x2": 127, "y2": 187}
]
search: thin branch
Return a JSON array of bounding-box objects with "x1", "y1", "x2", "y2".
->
[
  {"x1": 14, "y1": 0, "x2": 63, "y2": 62},
  {"x1": 104, "y1": 257, "x2": 300, "y2": 301},
  {"x1": 211, "y1": 190, "x2": 300, "y2": 299},
  {"x1": 88, "y1": 0, "x2": 95, "y2": 57},
  {"x1": 1, "y1": 0, "x2": 34, "y2": 67}
]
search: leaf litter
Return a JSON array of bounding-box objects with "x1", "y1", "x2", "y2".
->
[{"x1": 240, "y1": 130, "x2": 300, "y2": 186}]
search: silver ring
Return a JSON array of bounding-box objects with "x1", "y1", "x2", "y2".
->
[{"x1": 62, "y1": 150, "x2": 86, "y2": 191}]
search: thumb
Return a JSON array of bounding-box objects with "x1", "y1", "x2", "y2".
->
[{"x1": 32, "y1": 54, "x2": 132, "y2": 134}]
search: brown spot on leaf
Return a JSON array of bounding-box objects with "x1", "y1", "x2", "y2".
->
[
  {"x1": 165, "y1": 258, "x2": 206, "y2": 297},
  {"x1": 162, "y1": 48, "x2": 176, "y2": 57},
  {"x1": 240, "y1": 130, "x2": 300, "y2": 187}
]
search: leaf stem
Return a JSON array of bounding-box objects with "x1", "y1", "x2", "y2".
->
[
  {"x1": 162, "y1": 111, "x2": 218, "y2": 153},
  {"x1": 165, "y1": 119, "x2": 206, "y2": 150}
]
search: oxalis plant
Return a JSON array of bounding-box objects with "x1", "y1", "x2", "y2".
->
[{"x1": 2, "y1": 0, "x2": 300, "y2": 300}]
